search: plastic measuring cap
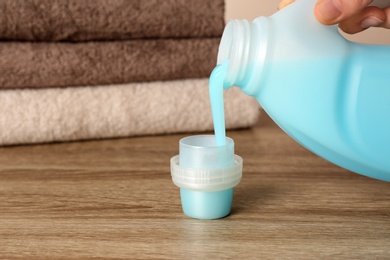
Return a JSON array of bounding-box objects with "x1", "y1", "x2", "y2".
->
[{"x1": 170, "y1": 135, "x2": 243, "y2": 219}]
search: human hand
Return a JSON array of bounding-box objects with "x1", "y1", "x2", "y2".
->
[{"x1": 278, "y1": 0, "x2": 390, "y2": 34}]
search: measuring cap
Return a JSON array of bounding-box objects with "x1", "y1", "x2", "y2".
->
[{"x1": 170, "y1": 135, "x2": 243, "y2": 219}]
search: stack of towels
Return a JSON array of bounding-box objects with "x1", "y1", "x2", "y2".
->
[{"x1": 0, "y1": 0, "x2": 260, "y2": 146}]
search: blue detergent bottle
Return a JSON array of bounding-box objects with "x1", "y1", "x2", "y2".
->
[{"x1": 217, "y1": 0, "x2": 390, "y2": 181}]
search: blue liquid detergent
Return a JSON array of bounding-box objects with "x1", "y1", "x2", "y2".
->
[
  {"x1": 209, "y1": 61, "x2": 229, "y2": 146},
  {"x1": 213, "y1": 43, "x2": 390, "y2": 181},
  {"x1": 256, "y1": 45, "x2": 390, "y2": 180}
]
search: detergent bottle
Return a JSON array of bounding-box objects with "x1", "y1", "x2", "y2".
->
[{"x1": 216, "y1": 0, "x2": 390, "y2": 181}]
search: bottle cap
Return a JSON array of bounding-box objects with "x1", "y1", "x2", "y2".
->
[{"x1": 170, "y1": 135, "x2": 243, "y2": 219}]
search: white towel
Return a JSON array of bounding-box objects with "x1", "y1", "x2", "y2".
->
[{"x1": 0, "y1": 79, "x2": 260, "y2": 146}]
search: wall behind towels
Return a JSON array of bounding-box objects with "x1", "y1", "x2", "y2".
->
[{"x1": 226, "y1": 0, "x2": 390, "y2": 44}]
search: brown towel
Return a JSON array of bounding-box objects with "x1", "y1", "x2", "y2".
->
[
  {"x1": 0, "y1": 0, "x2": 225, "y2": 42},
  {"x1": 0, "y1": 79, "x2": 260, "y2": 146},
  {"x1": 0, "y1": 38, "x2": 219, "y2": 89}
]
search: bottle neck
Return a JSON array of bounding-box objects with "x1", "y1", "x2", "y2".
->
[{"x1": 217, "y1": 17, "x2": 270, "y2": 96}]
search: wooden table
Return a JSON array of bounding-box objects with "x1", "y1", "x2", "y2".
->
[{"x1": 1, "y1": 112, "x2": 389, "y2": 259}]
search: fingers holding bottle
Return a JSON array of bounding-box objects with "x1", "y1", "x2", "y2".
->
[
  {"x1": 314, "y1": 0, "x2": 389, "y2": 33},
  {"x1": 278, "y1": 0, "x2": 390, "y2": 34},
  {"x1": 337, "y1": 5, "x2": 387, "y2": 33},
  {"x1": 314, "y1": 0, "x2": 374, "y2": 25}
]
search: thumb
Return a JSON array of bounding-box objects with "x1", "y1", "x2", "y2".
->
[{"x1": 315, "y1": 0, "x2": 374, "y2": 24}]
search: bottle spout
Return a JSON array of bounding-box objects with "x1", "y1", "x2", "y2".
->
[
  {"x1": 217, "y1": 19, "x2": 252, "y2": 88},
  {"x1": 217, "y1": 18, "x2": 270, "y2": 96}
]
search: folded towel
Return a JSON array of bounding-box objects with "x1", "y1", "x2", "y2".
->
[
  {"x1": 0, "y1": 38, "x2": 219, "y2": 89},
  {"x1": 0, "y1": 0, "x2": 225, "y2": 42},
  {"x1": 0, "y1": 79, "x2": 260, "y2": 146}
]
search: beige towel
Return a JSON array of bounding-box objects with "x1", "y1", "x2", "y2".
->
[
  {"x1": 0, "y1": 0, "x2": 225, "y2": 41},
  {"x1": 0, "y1": 38, "x2": 219, "y2": 89},
  {"x1": 0, "y1": 79, "x2": 260, "y2": 146}
]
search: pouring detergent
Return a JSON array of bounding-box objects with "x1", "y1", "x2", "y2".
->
[
  {"x1": 171, "y1": 0, "x2": 390, "y2": 220},
  {"x1": 170, "y1": 59, "x2": 243, "y2": 220},
  {"x1": 170, "y1": 36, "x2": 242, "y2": 220}
]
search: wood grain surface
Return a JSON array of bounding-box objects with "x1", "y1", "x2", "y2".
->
[{"x1": 1, "y1": 112, "x2": 389, "y2": 259}]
